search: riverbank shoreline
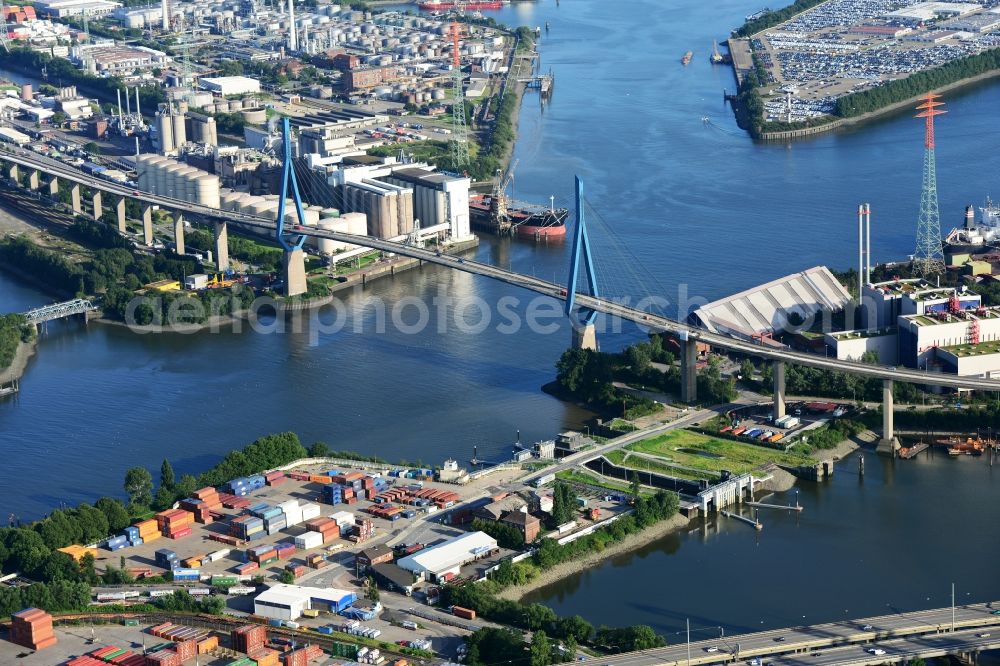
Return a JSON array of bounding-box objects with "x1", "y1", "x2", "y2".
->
[
  {"x1": 0, "y1": 338, "x2": 37, "y2": 385},
  {"x1": 497, "y1": 513, "x2": 690, "y2": 602}
]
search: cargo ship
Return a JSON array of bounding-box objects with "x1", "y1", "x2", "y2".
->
[
  {"x1": 469, "y1": 194, "x2": 568, "y2": 239},
  {"x1": 418, "y1": 0, "x2": 504, "y2": 10},
  {"x1": 681, "y1": 51, "x2": 693, "y2": 65}
]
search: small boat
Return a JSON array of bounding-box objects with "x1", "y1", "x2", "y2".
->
[{"x1": 681, "y1": 51, "x2": 693, "y2": 65}]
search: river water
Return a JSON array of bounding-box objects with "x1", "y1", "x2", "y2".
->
[{"x1": 2, "y1": 0, "x2": 999, "y2": 637}]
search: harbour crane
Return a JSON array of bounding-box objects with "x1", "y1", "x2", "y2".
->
[{"x1": 492, "y1": 158, "x2": 519, "y2": 234}]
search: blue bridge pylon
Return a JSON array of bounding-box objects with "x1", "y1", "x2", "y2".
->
[
  {"x1": 275, "y1": 117, "x2": 308, "y2": 252},
  {"x1": 565, "y1": 176, "x2": 600, "y2": 349}
]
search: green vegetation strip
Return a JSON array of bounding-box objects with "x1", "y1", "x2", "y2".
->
[{"x1": 627, "y1": 429, "x2": 812, "y2": 474}]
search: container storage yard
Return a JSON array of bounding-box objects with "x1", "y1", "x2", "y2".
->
[{"x1": 71, "y1": 462, "x2": 492, "y2": 598}]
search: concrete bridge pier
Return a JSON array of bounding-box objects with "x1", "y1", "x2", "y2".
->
[
  {"x1": 116, "y1": 197, "x2": 127, "y2": 233},
  {"x1": 27, "y1": 170, "x2": 39, "y2": 191},
  {"x1": 877, "y1": 378, "x2": 900, "y2": 456},
  {"x1": 214, "y1": 221, "x2": 229, "y2": 272},
  {"x1": 173, "y1": 212, "x2": 185, "y2": 256},
  {"x1": 48, "y1": 177, "x2": 58, "y2": 198},
  {"x1": 7, "y1": 163, "x2": 17, "y2": 182},
  {"x1": 680, "y1": 336, "x2": 697, "y2": 403},
  {"x1": 283, "y1": 248, "x2": 307, "y2": 297},
  {"x1": 91, "y1": 191, "x2": 102, "y2": 221},
  {"x1": 773, "y1": 360, "x2": 786, "y2": 420},
  {"x1": 571, "y1": 322, "x2": 598, "y2": 351},
  {"x1": 70, "y1": 184, "x2": 81, "y2": 215},
  {"x1": 141, "y1": 204, "x2": 153, "y2": 246}
]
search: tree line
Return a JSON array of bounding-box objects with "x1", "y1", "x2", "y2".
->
[
  {"x1": 555, "y1": 336, "x2": 736, "y2": 415},
  {"x1": 0, "y1": 48, "x2": 166, "y2": 113},
  {"x1": 184, "y1": 227, "x2": 284, "y2": 273},
  {"x1": 0, "y1": 313, "x2": 33, "y2": 371},
  {"x1": 836, "y1": 48, "x2": 1000, "y2": 118},
  {"x1": 445, "y1": 489, "x2": 678, "y2": 656}
]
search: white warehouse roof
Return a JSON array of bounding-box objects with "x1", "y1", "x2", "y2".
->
[
  {"x1": 199, "y1": 76, "x2": 262, "y2": 96},
  {"x1": 691, "y1": 266, "x2": 851, "y2": 338},
  {"x1": 253, "y1": 583, "x2": 355, "y2": 617},
  {"x1": 397, "y1": 531, "x2": 497, "y2": 576}
]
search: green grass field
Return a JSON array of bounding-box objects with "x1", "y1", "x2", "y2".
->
[
  {"x1": 605, "y1": 449, "x2": 717, "y2": 482},
  {"x1": 626, "y1": 429, "x2": 812, "y2": 475}
]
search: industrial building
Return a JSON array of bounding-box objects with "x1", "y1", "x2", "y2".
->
[
  {"x1": 199, "y1": 76, "x2": 262, "y2": 96},
  {"x1": 70, "y1": 42, "x2": 170, "y2": 75},
  {"x1": 380, "y1": 167, "x2": 471, "y2": 240},
  {"x1": 859, "y1": 278, "x2": 981, "y2": 329},
  {"x1": 341, "y1": 178, "x2": 415, "y2": 239},
  {"x1": 253, "y1": 584, "x2": 357, "y2": 622},
  {"x1": 136, "y1": 154, "x2": 221, "y2": 208},
  {"x1": 33, "y1": 0, "x2": 120, "y2": 18},
  {"x1": 690, "y1": 266, "x2": 851, "y2": 339},
  {"x1": 371, "y1": 563, "x2": 416, "y2": 596},
  {"x1": 396, "y1": 531, "x2": 498, "y2": 582},
  {"x1": 824, "y1": 279, "x2": 1000, "y2": 377}
]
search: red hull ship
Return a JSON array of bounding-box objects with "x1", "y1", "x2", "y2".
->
[
  {"x1": 418, "y1": 0, "x2": 504, "y2": 10},
  {"x1": 469, "y1": 194, "x2": 568, "y2": 239}
]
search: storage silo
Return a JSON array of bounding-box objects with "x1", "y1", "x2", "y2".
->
[
  {"x1": 179, "y1": 167, "x2": 199, "y2": 202},
  {"x1": 172, "y1": 112, "x2": 187, "y2": 148},
  {"x1": 220, "y1": 191, "x2": 243, "y2": 211},
  {"x1": 156, "y1": 113, "x2": 174, "y2": 154},
  {"x1": 163, "y1": 161, "x2": 187, "y2": 199},
  {"x1": 195, "y1": 174, "x2": 221, "y2": 209},
  {"x1": 342, "y1": 211, "x2": 368, "y2": 237},
  {"x1": 315, "y1": 216, "x2": 339, "y2": 255},
  {"x1": 234, "y1": 194, "x2": 258, "y2": 213}
]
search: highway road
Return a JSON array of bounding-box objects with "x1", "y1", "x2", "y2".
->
[
  {"x1": 599, "y1": 603, "x2": 1000, "y2": 666},
  {"x1": 5, "y1": 147, "x2": 1000, "y2": 391}
]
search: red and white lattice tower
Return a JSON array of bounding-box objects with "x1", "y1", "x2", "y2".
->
[{"x1": 913, "y1": 93, "x2": 946, "y2": 276}]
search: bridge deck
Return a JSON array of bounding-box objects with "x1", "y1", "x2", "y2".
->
[
  {"x1": 23, "y1": 298, "x2": 97, "y2": 325},
  {"x1": 5, "y1": 145, "x2": 1000, "y2": 390},
  {"x1": 605, "y1": 603, "x2": 1000, "y2": 666}
]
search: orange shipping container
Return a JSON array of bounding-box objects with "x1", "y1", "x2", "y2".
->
[
  {"x1": 197, "y1": 636, "x2": 218, "y2": 654},
  {"x1": 249, "y1": 647, "x2": 280, "y2": 666}
]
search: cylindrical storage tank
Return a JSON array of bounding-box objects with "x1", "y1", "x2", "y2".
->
[
  {"x1": 251, "y1": 201, "x2": 279, "y2": 221},
  {"x1": 220, "y1": 191, "x2": 243, "y2": 211},
  {"x1": 431, "y1": 89, "x2": 446, "y2": 100},
  {"x1": 229, "y1": 99, "x2": 244, "y2": 111},
  {"x1": 20, "y1": 83, "x2": 31, "y2": 101},
  {"x1": 241, "y1": 107, "x2": 267, "y2": 125},
  {"x1": 178, "y1": 166, "x2": 198, "y2": 202},
  {"x1": 234, "y1": 194, "x2": 259, "y2": 213},
  {"x1": 341, "y1": 213, "x2": 368, "y2": 236},
  {"x1": 195, "y1": 174, "x2": 221, "y2": 209},
  {"x1": 302, "y1": 207, "x2": 321, "y2": 227},
  {"x1": 321, "y1": 208, "x2": 340, "y2": 219},
  {"x1": 163, "y1": 162, "x2": 187, "y2": 199},
  {"x1": 172, "y1": 113, "x2": 187, "y2": 148},
  {"x1": 315, "y1": 217, "x2": 337, "y2": 254},
  {"x1": 135, "y1": 154, "x2": 151, "y2": 190},
  {"x1": 156, "y1": 114, "x2": 174, "y2": 154}
]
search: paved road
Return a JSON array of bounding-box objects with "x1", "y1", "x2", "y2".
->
[
  {"x1": 522, "y1": 407, "x2": 719, "y2": 485},
  {"x1": 5, "y1": 146, "x2": 1000, "y2": 391},
  {"x1": 601, "y1": 603, "x2": 1000, "y2": 666}
]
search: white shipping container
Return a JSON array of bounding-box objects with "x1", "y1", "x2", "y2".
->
[
  {"x1": 300, "y1": 503, "x2": 322, "y2": 521},
  {"x1": 207, "y1": 548, "x2": 231, "y2": 562},
  {"x1": 283, "y1": 507, "x2": 303, "y2": 526},
  {"x1": 329, "y1": 511, "x2": 355, "y2": 528},
  {"x1": 295, "y1": 531, "x2": 324, "y2": 550}
]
